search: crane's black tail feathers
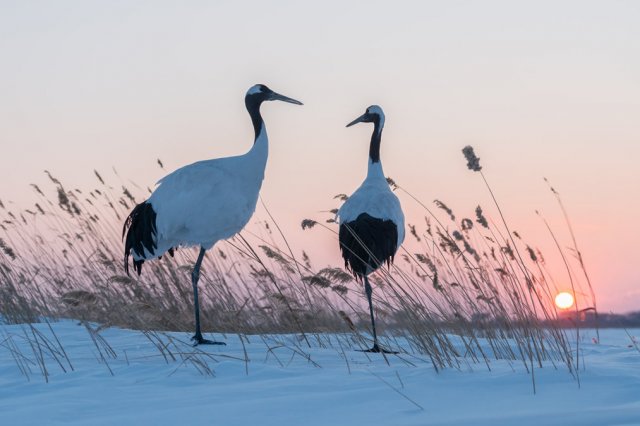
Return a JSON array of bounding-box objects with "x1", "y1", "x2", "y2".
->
[
  {"x1": 123, "y1": 201, "x2": 158, "y2": 276},
  {"x1": 338, "y1": 213, "x2": 398, "y2": 281}
]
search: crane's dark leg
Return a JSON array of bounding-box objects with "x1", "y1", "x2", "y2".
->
[
  {"x1": 360, "y1": 275, "x2": 397, "y2": 354},
  {"x1": 191, "y1": 247, "x2": 225, "y2": 346},
  {"x1": 365, "y1": 275, "x2": 379, "y2": 348}
]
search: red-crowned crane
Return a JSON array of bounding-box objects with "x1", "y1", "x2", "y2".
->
[
  {"x1": 337, "y1": 105, "x2": 405, "y2": 353},
  {"x1": 123, "y1": 84, "x2": 302, "y2": 345}
]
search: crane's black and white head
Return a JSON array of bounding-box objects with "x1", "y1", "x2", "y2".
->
[
  {"x1": 347, "y1": 105, "x2": 386, "y2": 163},
  {"x1": 346, "y1": 105, "x2": 385, "y2": 128},
  {"x1": 245, "y1": 84, "x2": 303, "y2": 106},
  {"x1": 245, "y1": 84, "x2": 302, "y2": 140}
]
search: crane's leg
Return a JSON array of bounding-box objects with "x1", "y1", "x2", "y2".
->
[
  {"x1": 191, "y1": 247, "x2": 225, "y2": 346},
  {"x1": 360, "y1": 275, "x2": 397, "y2": 354}
]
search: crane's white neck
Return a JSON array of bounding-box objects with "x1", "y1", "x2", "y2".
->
[
  {"x1": 249, "y1": 123, "x2": 268, "y2": 159},
  {"x1": 365, "y1": 159, "x2": 385, "y2": 181}
]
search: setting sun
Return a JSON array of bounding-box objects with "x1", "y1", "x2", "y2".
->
[{"x1": 555, "y1": 292, "x2": 575, "y2": 310}]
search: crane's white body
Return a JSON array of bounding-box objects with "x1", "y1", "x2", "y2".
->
[
  {"x1": 122, "y1": 83, "x2": 301, "y2": 345},
  {"x1": 138, "y1": 125, "x2": 268, "y2": 260},
  {"x1": 335, "y1": 104, "x2": 404, "y2": 353},
  {"x1": 337, "y1": 161, "x2": 405, "y2": 248}
]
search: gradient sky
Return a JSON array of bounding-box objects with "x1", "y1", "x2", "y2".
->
[{"x1": 1, "y1": 1, "x2": 638, "y2": 312}]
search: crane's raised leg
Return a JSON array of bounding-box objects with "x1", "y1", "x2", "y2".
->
[
  {"x1": 191, "y1": 247, "x2": 225, "y2": 346},
  {"x1": 360, "y1": 275, "x2": 397, "y2": 354}
]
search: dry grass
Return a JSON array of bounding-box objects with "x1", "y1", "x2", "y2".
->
[{"x1": 0, "y1": 148, "x2": 599, "y2": 388}]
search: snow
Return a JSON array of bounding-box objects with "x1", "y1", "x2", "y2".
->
[{"x1": 1, "y1": 322, "x2": 639, "y2": 425}]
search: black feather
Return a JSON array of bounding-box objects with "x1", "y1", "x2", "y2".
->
[
  {"x1": 339, "y1": 213, "x2": 398, "y2": 279},
  {"x1": 122, "y1": 201, "x2": 157, "y2": 276}
]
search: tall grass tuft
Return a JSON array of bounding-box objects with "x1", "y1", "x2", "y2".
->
[{"x1": 0, "y1": 152, "x2": 597, "y2": 387}]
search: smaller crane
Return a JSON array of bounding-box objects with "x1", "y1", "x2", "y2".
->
[{"x1": 337, "y1": 105, "x2": 405, "y2": 353}]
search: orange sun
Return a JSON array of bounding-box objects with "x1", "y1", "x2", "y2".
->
[{"x1": 555, "y1": 292, "x2": 575, "y2": 310}]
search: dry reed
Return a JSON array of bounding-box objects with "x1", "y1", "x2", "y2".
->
[{"x1": 0, "y1": 151, "x2": 597, "y2": 387}]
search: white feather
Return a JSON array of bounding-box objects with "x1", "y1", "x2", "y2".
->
[
  {"x1": 247, "y1": 85, "x2": 263, "y2": 95},
  {"x1": 138, "y1": 126, "x2": 269, "y2": 259},
  {"x1": 337, "y1": 161, "x2": 405, "y2": 247}
]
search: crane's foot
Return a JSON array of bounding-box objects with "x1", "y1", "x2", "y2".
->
[
  {"x1": 357, "y1": 343, "x2": 398, "y2": 354},
  {"x1": 191, "y1": 334, "x2": 226, "y2": 346}
]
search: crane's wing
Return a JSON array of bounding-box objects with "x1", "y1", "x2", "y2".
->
[
  {"x1": 148, "y1": 155, "x2": 263, "y2": 247},
  {"x1": 151, "y1": 160, "x2": 232, "y2": 207},
  {"x1": 155, "y1": 158, "x2": 230, "y2": 187},
  {"x1": 337, "y1": 183, "x2": 405, "y2": 247}
]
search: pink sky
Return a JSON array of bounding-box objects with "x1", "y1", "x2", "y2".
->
[{"x1": 0, "y1": 1, "x2": 638, "y2": 312}]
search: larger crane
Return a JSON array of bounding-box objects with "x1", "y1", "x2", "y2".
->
[{"x1": 123, "y1": 84, "x2": 302, "y2": 345}]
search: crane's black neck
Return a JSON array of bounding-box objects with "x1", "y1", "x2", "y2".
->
[
  {"x1": 245, "y1": 96, "x2": 265, "y2": 142},
  {"x1": 369, "y1": 118, "x2": 383, "y2": 163}
]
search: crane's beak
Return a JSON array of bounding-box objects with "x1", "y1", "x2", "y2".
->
[
  {"x1": 346, "y1": 113, "x2": 367, "y2": 127},
  {"x1": 270, "y1": 92, "x2": 303, "y2": 105}
]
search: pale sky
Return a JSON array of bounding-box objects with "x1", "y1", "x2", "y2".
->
[{"x1": 1, "y1": 0, "x2": 639, "y2": 312}]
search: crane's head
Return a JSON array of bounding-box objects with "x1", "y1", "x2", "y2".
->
[
  {"x1": 246, "y1": 84, "x2": 303, "y2": 106},
  {"x1": 346, "y1": 105, "x2": 385, "y2": 128}
]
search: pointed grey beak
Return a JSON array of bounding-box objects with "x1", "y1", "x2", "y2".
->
[
  {"x1": 270, "y1": 92, "x2": 303, "y2": 105},
  {"x1": 346, "y1": 113, "x2": 367, "y2": 127}
]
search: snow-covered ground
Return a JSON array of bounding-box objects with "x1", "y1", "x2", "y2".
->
[{"x1": 1, "y1": 321, "x2": 639, "y2": 426}]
